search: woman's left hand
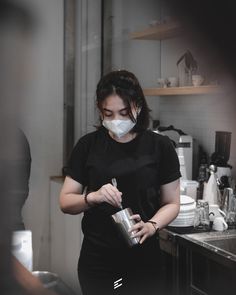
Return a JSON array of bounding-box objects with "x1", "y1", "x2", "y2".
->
[{"x1": 128, "y1": 214, "x2": 156, "y2": 244}]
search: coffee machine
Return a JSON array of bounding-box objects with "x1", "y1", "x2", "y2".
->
[
  {"x1": 177, "y1": 134, "x2": 193, "y2": 180},
  {"x1": 153, "y1": 124, "x2": 193, "y2": 180},
  {"x1": 211, "y1": 131, "x2": 232, "y2": 180}
]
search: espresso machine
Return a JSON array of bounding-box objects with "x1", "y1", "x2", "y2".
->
[
  {"x1": 153, "y1": 124, "x2": 193, "y2": 180},
  {"x1": 211, "y1": 131, "x2": 232, "y2": 180}
]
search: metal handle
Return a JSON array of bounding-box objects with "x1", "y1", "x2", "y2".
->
[
  {"x1": 111, "y1": 178, "x2": 117, "y2": 188},
  {"x1": 111, "y1": 178, "x2": 123, "y2": 209}
]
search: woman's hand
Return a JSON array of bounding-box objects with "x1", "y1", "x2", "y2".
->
[
  {"x1": 88, "y1": 184, "x2": 122, "y2": 208},
  {"x1": 128, "y1": 214, "x2": 156, "y2": 244}
]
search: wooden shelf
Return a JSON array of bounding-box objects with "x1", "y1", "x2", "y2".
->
[
  {"x1": 130, "y1": 22, "x2": 183, "y2": 40},
  {"x1": 143, "y1": 85, "x2": 222, "y2": 96}
]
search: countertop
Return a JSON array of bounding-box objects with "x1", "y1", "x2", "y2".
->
[{"x1": 159, "y1": 226, "x2": 236, "y2": 270}]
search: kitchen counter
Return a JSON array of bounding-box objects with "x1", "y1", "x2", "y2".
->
[
  {"x1": 178, "y1": 229, "x2": 236, "y2": 270},
  {"x1": 159, "y1": 226, "x2": 236, "y2": 294},
  {"x1": 159, "y1": 226, "x2": 236, "y2": 269}
]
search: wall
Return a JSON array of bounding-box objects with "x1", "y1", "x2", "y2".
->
[
  {"x1": 109, "y1": 0, "x2": 236, "y2": 179},
  {"x1": 159, "y1": 37, "x2": 236, "y2": 178},
  {"x1": 50, "y1": 180, "x2": 82, "y2": 294},
  {"x1": 18, "y1": 0, "x2": 64, "y2": 270},
  {"x1": 109, "y1": 0, "x2": 162, "y2": 120},
  {"x1": 74, "y1": 0, "x2": 102, "y2": 140}
]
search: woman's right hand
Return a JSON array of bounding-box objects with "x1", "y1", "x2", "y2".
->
[{"x1": 88, "y1": 184, "x2": 122, "y2": 208}]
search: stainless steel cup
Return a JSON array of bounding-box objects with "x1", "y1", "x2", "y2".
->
[
  {"x1": 222, "y1": 187, "x2": 236, "y2": 224},
  {"x1": 111, "y1": 208, "x2": 140, "y2": 247}
]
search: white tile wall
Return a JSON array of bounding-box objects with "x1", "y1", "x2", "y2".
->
[
  {"x1": 156, "y1": 93, "x2": 236, "y2": 178},
  {"x1": 156, "y1": 30, "x2": 236, "y2": 180}
]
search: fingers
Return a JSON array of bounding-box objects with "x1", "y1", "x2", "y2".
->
[
  {"x1": 101, "y1": 189, "x2": 118, "y2": 207},
  {"x1": 129, "y1": 214, "x2": 141, "y2": 222},
  {"x1": 128, "y1": 221, "x2": 154, "y2": 244},
  {"x1": 130, "y1": 224, "x2": 146, "y2": 238},
  {"x1": 101, "y1": 184, "x2": 122, "y2": 207},
  {"x1": 139, "y1": 233, "x2": 148, "y2": 244},
  {"x1": 128, "y1": 221, "x2": 143, "y2": 233},
  {"x1": 107, "y1": 183, "x2": 122, "y2": 197},
  {"x1": 104, "y1": 183, "x2": 122, "y2": 197},
  {"x1": 105, "y1": 185, "x2": 122, "y2": 207}
]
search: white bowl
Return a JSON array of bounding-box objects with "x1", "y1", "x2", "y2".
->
[
  {"x1": 179, "y1": 203, "x2": 196, "y2": 213},
  {"x1": 169, "y1": 218, "x2": 194, "y2": 227},
  {"x1": 177, "y1": 212, "x2": 195, "y2": 218},
  {"x1": 180, "y1": 195, "x2": 195, "y2": 205}
]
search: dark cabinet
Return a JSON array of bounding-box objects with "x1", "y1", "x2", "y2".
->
[
  {"x1": 186, "y1": 248, "x2": 236, "y2": 295},
  {"x1": 159, "y1": 230, "x2": 236, "y2": 295}
]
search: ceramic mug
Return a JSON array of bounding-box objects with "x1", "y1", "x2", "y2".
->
[
  {"x1": 212, "y1": 216, "x2": 228, "y2": 231},
  {"x1": 192, "y1": 74, "x2": 204, "y2": 87},
  {"x1": 157, "y1": 78, "x2": 167, "y2": 88},
  {"x1": 209, "y1": 204, "x2": 226, "y2": 222},
  {"x1": 149, "y1": 20, "x2": 160, "y2": 27},
  {"x1": 167, "y1": 77, "x2": 178, "y2": 87}
]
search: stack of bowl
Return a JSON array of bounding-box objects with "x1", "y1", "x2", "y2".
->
[{"x1": 168, "y1": 195, "x2": 196, "y2": 227}]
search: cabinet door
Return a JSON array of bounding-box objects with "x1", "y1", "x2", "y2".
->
[
  {"x1": 208, "y1": 259, "x2": 236, "y2": 294},
  {"x1": 191, "y1": 251, "x2": 209, "y2": 293},
  {"x1": 191, "y1": 249, "x2": 236, "y2": 295}
]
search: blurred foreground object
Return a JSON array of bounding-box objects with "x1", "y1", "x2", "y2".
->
[{"x1": 0, "y1": 1, "x2": 47, "y2": 295}]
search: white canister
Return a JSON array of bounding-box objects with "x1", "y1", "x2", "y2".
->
[
  {"x1": 12, "y1": 230, "x2": 33, "y2": 271},
  {"x1": 180, "y1": 180, "x2": 199, "y2": 200}
]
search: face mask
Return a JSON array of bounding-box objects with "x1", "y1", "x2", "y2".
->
[{"x1": 102, "y1": 119, "x2": 136, "y2": 138}]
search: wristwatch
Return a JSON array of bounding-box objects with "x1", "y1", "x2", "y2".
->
[{"x1": 146, "y1": 220, "x2": 160, "y2": 233}]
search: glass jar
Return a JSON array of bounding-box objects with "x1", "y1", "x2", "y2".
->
[{"x1": 194, "y1": 200, "x2": 210, "y2": 230}]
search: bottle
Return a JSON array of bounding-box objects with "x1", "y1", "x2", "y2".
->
[
  {"x1": 203, "y1": 165, "x2": 220, "y2": 205},
  {"x1": 197, "y1": 153, "x2": 209, "y2": 199}
]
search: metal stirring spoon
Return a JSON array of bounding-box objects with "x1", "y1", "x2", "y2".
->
[{"x1": 111, "y1": 178, "x2": 123, "y2": 209}]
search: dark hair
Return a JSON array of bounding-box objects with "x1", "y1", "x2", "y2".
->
[
  {"x1": 96, "y1": 70, "x2": 150, "y2": 132},
  {"x1": 0, "y1": 1, "x2": 35, "y2": 33}
]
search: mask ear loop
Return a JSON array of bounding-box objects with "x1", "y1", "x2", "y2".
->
[{"x1": 133, "y1": 108, "x2": 141, "y2": 123}]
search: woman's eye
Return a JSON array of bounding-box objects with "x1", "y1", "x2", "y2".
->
[
  {"x1": 104, "y1": 113, "x2": 112, "y2": 117},
  {"x1": 120, "y1": 112, "x2": 128, "y2": 117}
]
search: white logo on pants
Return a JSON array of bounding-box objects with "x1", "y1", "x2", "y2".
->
[{"x1": 114, "y1": 278, "x2": 122, "y2": 289}]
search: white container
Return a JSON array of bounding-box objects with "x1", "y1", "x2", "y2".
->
[
  {"x1": 169, "y1": 195, "x2": 196, "y2": 227},
  {"x1": 12, "y1": 230, "x2": 33, "y2": 271},
  {"x1": 180, "y1": 180, "x2": 199, "y2": 200}
]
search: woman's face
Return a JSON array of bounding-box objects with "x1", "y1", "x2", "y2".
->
[{"x1": 101, "y1": 94, "x2": 137, "y2": 121}]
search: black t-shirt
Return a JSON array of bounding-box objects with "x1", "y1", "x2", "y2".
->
[{"x1": 64, "y1": 127, "x2": 181, "y2": 249}]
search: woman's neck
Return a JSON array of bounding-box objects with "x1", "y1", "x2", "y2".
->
[{"x1": 109, "y1": 131, "x2": 137, "y2": 143}]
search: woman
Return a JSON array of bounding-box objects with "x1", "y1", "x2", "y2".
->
[{"x1": 60, "y1": 70, "x2": 181, "y2": 295}]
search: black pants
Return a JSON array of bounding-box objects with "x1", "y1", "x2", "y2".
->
[{"x1": 78, "y1": 237, "x2": 167, "y2": 295}]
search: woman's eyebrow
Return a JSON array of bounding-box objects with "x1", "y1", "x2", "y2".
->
[
  {"x1": 103, "y1": 108, "x2": 113, "y2": 112},
  {"x1": 103, "y1": 107, "x2": 128, "y2": 112},
  {"x1": 119, "y1": 107, "x2": 128, "y2": 112}
]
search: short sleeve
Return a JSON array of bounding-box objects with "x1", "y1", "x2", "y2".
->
[
  {"x1": 63, "y1": 136, "x2": 89, "y2": 185},
  {"x1": 159, "y1": 135, "x2": 181, "y2": 185}
]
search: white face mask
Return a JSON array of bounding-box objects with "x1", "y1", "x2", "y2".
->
[{"x1": 102, "y1": 119, "x2": 136, "y2": 138}]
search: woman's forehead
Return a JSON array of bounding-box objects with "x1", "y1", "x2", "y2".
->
[{"x1": 102, "y1": 94, "x2": 135, "y2": 110}]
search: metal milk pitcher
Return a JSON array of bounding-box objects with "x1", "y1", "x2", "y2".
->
[{"x1": 111, "y1": 208, "x2": 140, "y2": 247}]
